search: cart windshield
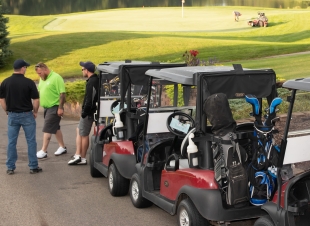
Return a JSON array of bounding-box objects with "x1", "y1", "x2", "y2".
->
[{"x1": 281, "y1": 91, "x2": 310, "y2": 165}]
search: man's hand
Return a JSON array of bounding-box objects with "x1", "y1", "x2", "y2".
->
[
  {"x1": 57, "y1": 108, "x2": 64, "y2": 117},
  {"x1": 33, "y1": 111, "x2": 38, "y2": 119},
  {"x1": 81, "y1": 113, "x2": 87, "y2": 118}
]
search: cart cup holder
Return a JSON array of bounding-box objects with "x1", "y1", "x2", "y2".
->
[{"x1": 114, "y1": 127, "x2": 126, "y2": 140}]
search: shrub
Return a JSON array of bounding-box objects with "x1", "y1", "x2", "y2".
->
[{"x1": 65, "y1": 80, "x2": 85, "y2": 104}]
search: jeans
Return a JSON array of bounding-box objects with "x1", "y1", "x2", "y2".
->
[{"x1": 6, "y1": 112, "x2": 38, "y2": 170}]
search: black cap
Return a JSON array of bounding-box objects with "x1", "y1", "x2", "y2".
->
[
  {"x1": 79, "y1": 61, "x2": 95, "y2": 73},
  {"x1": 13, "y1": 59, "x2": 30, "y2": 69}
]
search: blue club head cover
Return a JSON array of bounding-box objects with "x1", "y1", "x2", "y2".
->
[
  {"x1": 245, "y1": 94, "x2": 260, "y2": 115},
  {"x1": 269, "y1": 97, "x2": 282, "y2": 114}
]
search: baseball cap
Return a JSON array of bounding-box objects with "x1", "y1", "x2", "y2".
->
[
  {"x1": 13, "y1": 59, "x2": 30, "y2": 69},
  {"x1": 79, "y1": 61, "x2": 96, "y2": 73}
]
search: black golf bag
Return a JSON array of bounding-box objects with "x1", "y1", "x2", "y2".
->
[
  {"x1": 245, "y1": 94, "x2": 282, "y2": 206},
  {"x1": 204, "y1": 93, "x2": 249, "y2": 207}
]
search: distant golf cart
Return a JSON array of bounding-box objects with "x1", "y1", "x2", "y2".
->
[
  {"x1": 89, "y1": 61, "x2": 185, "y2": 197},
  {"x1": 248, "y1": 12, "x2": 268, "y2": 27},
  {"x1": 254, "y1": 78, "x2": 310, "y2": 226},
  {"x1": 128, "y1": 65, "x2": 283, "y2": 226}
]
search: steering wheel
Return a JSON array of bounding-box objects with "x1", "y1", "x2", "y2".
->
[
  {"x1": 166, "y1": 112, "x2": 195, "y2": 138},
  {"x1": 110, "y1": 100, "x2": 121, "y2": 115}
]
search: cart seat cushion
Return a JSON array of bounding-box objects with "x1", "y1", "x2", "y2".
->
[{"x1": 168, "y1": 159, "x2": 189, "y2": 169}]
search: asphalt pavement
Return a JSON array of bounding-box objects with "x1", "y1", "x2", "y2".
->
[{"x1": 0, "y1": 108, "x2": 255, "y2": 226}]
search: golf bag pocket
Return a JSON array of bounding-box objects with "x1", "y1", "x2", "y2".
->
[
  {"x1": 226, "y1": 162, "x2": 249, "y2": 206},
  {"x1": 249, "y1": 171, "x2": 274, "y2": 206},
  {"x1": 212, "y1": 133, "x2": 249, "y2": 206},
  {"x1": 269, "y1": 145, "x2": 280, "y2": 167}
]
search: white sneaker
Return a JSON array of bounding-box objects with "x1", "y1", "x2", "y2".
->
[
  {"x1": 37, "y1": 150, "x2": 47, "y2": 159},
  {"x1": 68, "y1": 155, "x2": 81, "y2": 165},
  {"x1": 77, "y1": 158, "x2": 87, "y2": 165},
  {"x1": 54, "y1": 146, "x2": 67, "y2": 156}
]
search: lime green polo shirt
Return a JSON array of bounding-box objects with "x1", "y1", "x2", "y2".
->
[{"x1": 38, "y1": 70, "x2": 66, "y2": 108}]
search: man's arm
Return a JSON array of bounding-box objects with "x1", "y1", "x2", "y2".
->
[
  {"x1": 0, "y1": 98, "x2": 7, "y2": 115},
  {"x1": 32, "y1": 98, "x2": 39, "y2": 118},
  {"x1": 57, "y1": 93, "x2": 66, "y2": 117}
]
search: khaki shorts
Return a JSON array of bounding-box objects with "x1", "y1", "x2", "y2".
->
[{"x1": 78, "y1": 116, "x2": 94, "y2": 136}]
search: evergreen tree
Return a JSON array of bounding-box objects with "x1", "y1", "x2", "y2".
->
[{"x1": 0, "y1": 0, "x2": 12, "y2": 68}]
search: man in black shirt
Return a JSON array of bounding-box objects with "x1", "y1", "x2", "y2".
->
[
  {"x1": 68, "y1": 61, "x2": 99, "y2": 165},
  {"x1": 0, "y1": 59, "x2": 42, "y2": 174}
]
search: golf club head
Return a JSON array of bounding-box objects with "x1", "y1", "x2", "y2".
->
[
  {"x1": 245, "y1": 94, "x2": 260, "y2": 116},
  {"x1": 269, "y1": 97, "x2": 282, "y2": 114}
]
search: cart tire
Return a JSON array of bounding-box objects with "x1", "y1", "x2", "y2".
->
[
  {"x1": 177, "y1": 199, "x2": 210, "y2": 226},
  {"x1": 129, "y1": 174, "x2": 152, "y2": 208},
  {"x1": 254, "y1": 216, "x2": 275, "y2": 226},
  {"x1": 108, "y1": 163, "x2": 129, "y2": 196},
  {"x1": 89, "y1": 148, "x2": 103, "y2": 178}
]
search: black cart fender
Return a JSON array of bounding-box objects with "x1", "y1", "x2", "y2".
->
[
  {"x1": 91, "y1": 135, "x2": 104, "y2": 163},
  {"x1": 261, "y1": 202, "x2": 289, "y2": 226},
  {"x1": 110, "y1": 153, "x2": 137, "y2": 179},
  {"x1": 174, "y1": 186, "x2": 264, "y2": 222}
]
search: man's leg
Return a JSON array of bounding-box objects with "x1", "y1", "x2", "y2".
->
[
  {"x1": 80, "y1": 135, "x2": 90, "y2": 158},
  {"x1": 55, "y1": 129, "x2": 65, "y2": 148},
  {"x1": 68, "y1": 126, "x2": 83, "y2": 165},
  {"x1": 75, "y1": 127, "x2": 82, "y2": 156},
  {"x1": 6, "y1": 113, "x2": 20, "y2": 172},
  {"x1": 22, "y1": 112, "x2": 39, "y2": 170},
  {"x1": 42, "y1": 133, "x2": 52, "y2": 152},
  {"x1": 69, "y1": 117, "x2": 92, "y2": 165}
]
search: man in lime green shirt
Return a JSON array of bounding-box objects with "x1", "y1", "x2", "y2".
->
[{"x1": 35, "y1": 62, "x2": 67, "y2": 159}]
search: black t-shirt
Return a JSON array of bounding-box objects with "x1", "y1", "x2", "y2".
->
[{"x1": 0, "y1": 73, "x2": 39, "y2": 112}]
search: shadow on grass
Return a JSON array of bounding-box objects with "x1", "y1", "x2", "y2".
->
[
  {"x1": 1, "y1": 29, "x2": 309, "y2": 81},
  {"x1": 9, "y1": 28, "x2": 310, "y2": 62}
]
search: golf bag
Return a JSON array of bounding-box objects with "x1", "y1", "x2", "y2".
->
[
  {"x1": 245, "y1": 94, "x2": 282, "y2": 205},
  {"x1": 205, "y1": 93, "x2": 249, "y2": 206}
]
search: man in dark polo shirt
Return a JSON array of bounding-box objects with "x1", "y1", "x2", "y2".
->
[
  {"x1": 68, "y1": 61, "x2": 99, "y2": 165},
  {"x1": 0, "y1": 59, "x2": 42, "y2": 175}
]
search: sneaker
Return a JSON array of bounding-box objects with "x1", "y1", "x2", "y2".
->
[
  {"x1": 30, "y1": 167, "x2": 42, "y2": 174},
  {"x1": 37, "y1": 150, "x2": 47, "y2": 159},
  {"x1": 68, "y1": 155, "x2": 81, "y2": 165},
  {"x1": 54, "y1": 146, "x2": 67, "y2": 156},
  {"x1": 77, "y1": 158, "x2": 87, "y2": 165},
  {"x1": 7, "y1": 169, "x2": 14, "y2": 175}
]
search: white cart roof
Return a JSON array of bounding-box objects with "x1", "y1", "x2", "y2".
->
[
  {"x1": 282, "y1": 78, "x2": 310, "y2": 92},
  {"x1": 145, "y1": 66, "x2": 262, "y2": 85},
  {"x1": 97, "y1": 61, "x2": 158, "y2": 74}
]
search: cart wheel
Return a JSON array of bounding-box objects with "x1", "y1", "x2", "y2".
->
[
  {"x1": 177, "y1": 199, "x2": 210, "y2": 226},
  {"x1": 108, "y1": 163, "x2": 129, "y2": 196},
  {"x1": 129, "y1": 173, "x2": 152, "y2": 208},
  {"x1": 254, "y1": 216, "x2": 275, "y2": 226},
  {"x1": 89, "y1": 147, "x2": 103, "y2": 178}
]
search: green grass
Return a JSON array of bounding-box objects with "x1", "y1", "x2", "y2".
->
[{"x1": 2, "y1": 6, "x2": 310, "y2": 82}]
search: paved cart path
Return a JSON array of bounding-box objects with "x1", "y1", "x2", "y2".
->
[{"x1": 0, "y1": 108, "x2": 255, "y2": 226}]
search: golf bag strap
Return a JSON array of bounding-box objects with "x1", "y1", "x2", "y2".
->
[{"x1": 193, "y1": 134, "x2": 233, "y2": 145}]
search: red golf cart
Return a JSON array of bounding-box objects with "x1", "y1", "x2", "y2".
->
[
  {"x1": 128, "y1": 64, "x2": 280, "y2": 225},
  {"x1": 89, "y1": 61, "x2": 185, "y2": 197}
]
